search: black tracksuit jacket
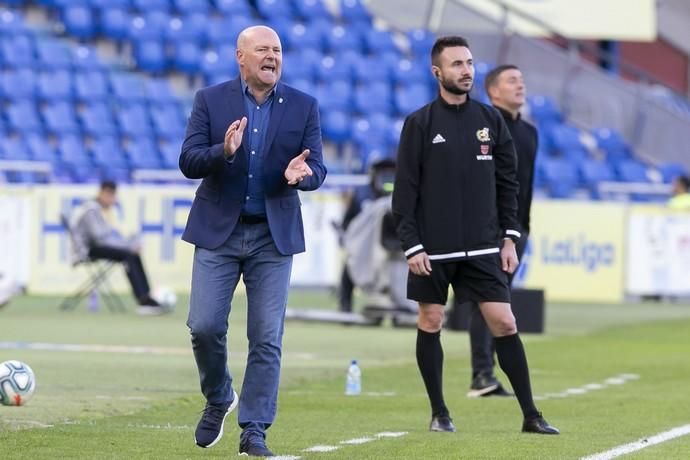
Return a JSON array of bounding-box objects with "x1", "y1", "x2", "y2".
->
[{"x1": 392, "y1": 95, "x2": 521, "y2": 262}]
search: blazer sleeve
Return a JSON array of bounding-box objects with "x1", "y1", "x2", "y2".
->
[
  {"x1": 294, "y1": 97, "x2": 327, "y2": 191},
  {"x1": 493, "y1": 114, "x2": 521, "y2": 242},
  {"x1": 392, "y1": 115, "x2": 425, "y2": 259},
  {"x1": 179, "y1": 90, "x2": 229, "y2": 179}
]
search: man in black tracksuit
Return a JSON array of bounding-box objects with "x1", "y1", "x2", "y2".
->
[
  {"x1": 465, "y1": 65, "x2": 538, "y2": 398},
  {"x1": 392, "y1": 36, "x2": 558, "y2": 435}
]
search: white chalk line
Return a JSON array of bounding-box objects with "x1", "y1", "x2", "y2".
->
[
  {"x1": 301, "y1": 431, "x2": 408, "y2": 456},
  {"x1": 581, "y1": 424, "x2": 690, "y2": 460},
  {"x1": 533, "y1": 373, "x2": 639, "y2": 401}
]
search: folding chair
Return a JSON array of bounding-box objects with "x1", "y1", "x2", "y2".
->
[{"x1": 59, "y1": 212, "x2": 126, "y2": 312}]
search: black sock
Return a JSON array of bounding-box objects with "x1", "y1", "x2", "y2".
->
[
  {"x1": 494, "y1": 333, "x2": 539, "y2": 419},
  {"x1": 416, "y1": 329, "x2": 448, "y2": 417}
]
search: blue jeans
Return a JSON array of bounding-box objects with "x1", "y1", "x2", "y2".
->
[{"x1": 187, "y1": 221, "x2": 292, "y2": 436}]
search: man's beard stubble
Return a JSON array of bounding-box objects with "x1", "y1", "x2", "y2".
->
[{"x1": 441, "y1": 78, "x2": 473, "y2": 95}]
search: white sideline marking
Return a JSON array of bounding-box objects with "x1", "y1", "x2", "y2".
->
[
  {"x1": 535, "y1": 374, "x2": 640, "y2": 401},
  {"x1": 376, "y1": 432, "x2": 408, "y2": 438},
  {"x1": 269, "y1": 457, "x2": 301, "y2": 460},
  {"x1": 2, "y1": 420, "x2": 54, "y2": 428},
  {"x1": 303, "y1": 445, "x2": 339, "y2": 452},
  {"x1": 340, "y1": 437, "x2": 375, "y2": 445},
  {"x1": 581, "y1": 424, "x2": 690, "y2": 460},
  {"x1": 0, "y1": 341, "x2": 315, "y2": 360}
]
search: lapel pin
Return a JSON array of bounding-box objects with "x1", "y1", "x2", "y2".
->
[{"x1": 278, "y1": 97, "x2": 283, "y2": 104}]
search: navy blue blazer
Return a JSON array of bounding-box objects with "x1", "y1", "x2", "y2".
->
[{"x1": 179, "y1": 78, "x2": 327, "y2": 255}]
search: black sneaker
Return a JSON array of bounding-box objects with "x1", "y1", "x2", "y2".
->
[
  {"x1": 522, "y1": 413, "x2": 560, "y2": 435},
  {"x1": 194, "y1": 390, "x2": 238, "y2": 448},
  {"x1": 429, "y1": 415, "x2": 456, "y2": 432},
  {"x1": 239, "y1": 432, "x2": 274, "y2": 457},
  {"x1": 482, "y1": 382, "x2": 514, "y2": 397},
  {"x1": 466, "y1": 372, "x2": 499, "y2": 397}
]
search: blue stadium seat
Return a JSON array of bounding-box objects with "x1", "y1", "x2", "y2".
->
[
  {"x1": 286, "y1": 78, "x2": 315, "y2": 96},
  {"x1": 353, "y1": 56, "x2": 391, "y2": 84},
  {"x1": 174, "y1": 0, "x2": 211, "y2": 14},
  {"x1": 134, "y1": 39, "x2": 168, "y2": 73},
  {"x1": 125, "y1": 137, "x2": 163, "y2": 169},
  {"x1": 129, "y1": 11, "x2": 171, "y2": 42},
  {"x1": 26, "y1": 134, "x2": 60, "y2": 162},
  {"x1": 549, "y1": 124, "x2": 584, "y2": 154},
  {"x1": 166, "y1": 14, "x2": 208, "y2": 45},
  {"x1": 90, "y1": 136, "x2": 129, "y2": 169},
  {"x1": 1, "y1": 137, "x2": 31, "y2": 161},
  {"x1": 407, "y1": 28, "x2": 435, "y2": 58},
  {"x1": 339, "y1": 0, "x2": 371, "y2": 24},
  {"x1": 91, "y1": 0, "x2": 131, "y2": 10},
  {"x1": 43, "y1": 102, "x2": 81, "y2": 135},
  {"x1": 285, "y1": 22, "x2": 325, "y2": 54},
  {"x1": 57, "y1": 134, "x2": 91, "y2": 166},
  {"x1": 214, "y1": 0, "x2": 252, "y2": 16},
  {"x1": 75, "y1": 71, "x2": 109, "y2": 102},
  {"x1": 71, "y1": 45, "x2": 104, "y2": 70},
  {"x1": 200, "y1": 47, "x2": 239, "y2": 84},
  {"x1": 388, "y1": 117, "x2": 404, "y2": 146},
  {"x1": 146, "y1": 78, "x2": 178, "y2": 105},
  {"x1": 0, "y1": 9, "x2": 29, "y2": 35},
  {"x1": 395, "y1": 82, "x2": 433, "y2": 115},
  {"x1": 364, "y1": 28, "x2": 398, "y2": 55},
  {"x1": 172, "y1": 41, "x2": 203, "y2": 75},
  {"x1": 37, "y1": 70, "x2": 73, "y2": 102},
  {"x1": 325, "y1": 25, "x2": 363, "y2": 54},
  {"x1": 528, "y1": 95, "x2": 563, "y2": 124},
  {"x1": 391, "y1": 58, "x2": 428, "y2": 85},
  {"x1": 351, "y1": 113, "x2": 391, "y2": 153},
  {"x1": 110, "y1": 73, "x2": 148, "y2": 103},
  {"x1": 7, "y1": 101, "x2": 43, "y2": 134},
  {"x1": 294, "y1": 0, "x2": 333, "y2": 21},
  {"x1": 321, "y1": 110, "x2": 351, "y2": 144},
  {"x1": 133, "y1": 0, "x2": 171, "y2": 13},
  {"x1": 1, "y1": 35, "x2": 35, "y2": 68},
  {"x1": 79, "y1": 102, "x2": 118, "y2": 136},
  {"x1": 116, "y1": 104, "x2": 153, "y2": 137},
  {"x1": 61, "y1": 5, "x2": 96, "y2": 40},
  {"x1": 657, "y1": 162, "x2": 688, "y2": 183},
  {"x1": 315, "y1": 80, "x2": 352, "y2": 112},
  {"x1": 616, "y1": 160, "x2": 650, "y2": 183},
  {"x1": 150, "y1": 104, "x2": 186, "y2": 141},
  {"x1": 159, "y1": 141, "x2": 181, "y2": 169},
  {"x1": 35, "y1": 40, "x2": 73, "y2": 70},
  {"x1": 591, "y1": 127, "x2": 631, "y2": 164},
  {"x1": 207, "y1": 16, "x2": 254, "y2": 46},
  {"x1": 282, "y1": 50, "x2": 317, "y2": 83},
  {"x1": 99, "y1": 8, "x2": 131, "y2": 41},
  {"x1": 1, "y1": 69, "x2": 37, "y2": 101},
  {"x1": 256, "y1": 0, "x2": 296, "y2": 20},
  {"x1": 314, "y1": 52, "x2": 358, "y2": 82},
  {"x1": 579, "y1": 159, "x2": 614, "y2": 198},
  {"x1": 354, "y1": 81, "x2": 392, "y2": 114},
  {"x1": 541, "y1": 158, "x2": 578, "y2": 198}
]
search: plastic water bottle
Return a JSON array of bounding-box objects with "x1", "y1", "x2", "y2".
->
[
  {"x1": 88, "y1": 289, "x2": 100, "y2": 312},
  {"x1": 345, "y1": 359, "x2": 361, "y2": 396}
]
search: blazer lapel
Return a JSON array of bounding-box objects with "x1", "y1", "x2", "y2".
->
[{"x1": 264, "y1": 83, "x2": 287, "y2": 155}]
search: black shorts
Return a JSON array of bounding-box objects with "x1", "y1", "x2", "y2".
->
[{"x1": 407, "y1": 254, "x2": 511, "y2": 305}]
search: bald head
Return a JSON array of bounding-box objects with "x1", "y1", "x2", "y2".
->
[
  {"x1": 237, "y1": 25, "x2": 280, "y2": 51},
  {"x1": 236, "y1": 25, "x2": 282, "y2": 94}
]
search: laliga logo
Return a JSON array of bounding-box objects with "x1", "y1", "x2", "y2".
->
[{"x1": 540, "y1": 234, "x2": 615, "y2": 272}]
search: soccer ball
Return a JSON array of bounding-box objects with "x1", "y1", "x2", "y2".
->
[
  {"x1": 0, "y1": 360, "x2": 36, "y2": 406},
  {"x1": 152, "y1": 286, "x2": 177, "y2": 312}
]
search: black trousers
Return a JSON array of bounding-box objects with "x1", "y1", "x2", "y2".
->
[
  {"x1": 88, "y1": 245, "x2": 151, "y2": 301},
  {"x1": 469, "y1": 235, "x2": 528, "y2": 377}
]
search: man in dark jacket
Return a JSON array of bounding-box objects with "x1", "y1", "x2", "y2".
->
[
  {"x1": 392, "y1": 36, "x2": 557, "y2": 435},
  {"x1": 465, "y1": 64, "x2": 538, "y2": 398}
]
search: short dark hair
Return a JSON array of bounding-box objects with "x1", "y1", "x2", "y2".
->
[
  {"x1": 676, "y1": 175, "x2": 690, "y2": 191},
  {"x1": 484, "y1": 64, "x2": 520, "y2": 95},
  {"x1": 431, "y1": 36, "x2": 470, "y2": 66},
  {"x1": 100, "y1": 180, "x2": 117, "y2": 192}
]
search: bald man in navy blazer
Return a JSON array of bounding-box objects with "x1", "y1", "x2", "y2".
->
[{"x1": 179, "y1": 25, "x2": 326, "y2": 457}]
